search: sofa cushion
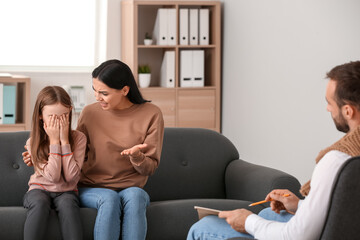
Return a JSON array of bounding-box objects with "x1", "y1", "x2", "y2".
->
[
  {"x1": 0, "y1": 131, "x2": 32, "y2": 206},
  {"x1": 146, "y1": 198, "x2": 264, "y2": 240},
  {"x1": 144, "y1": 128, "x2": 239, "y2": 201}
]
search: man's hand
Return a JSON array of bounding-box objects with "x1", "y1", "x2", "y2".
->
[
  {"x1": 218, "y1": 209, "x2": 253, "y2": 233},
  {"x1": 22, "y1": 145, "x2": 32, "y2": 167},
  {"x1": 265, "y1": 189, "x2": 299, "y2": 214},
  {"x1": 121, "y1": 143, "x2": 148, "y2": 157}
]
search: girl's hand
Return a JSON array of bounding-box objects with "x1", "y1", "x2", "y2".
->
[
  {"x1": 59, "y1": 113, "x2": 70, "y2": 145},
  {"x1": 44, "y1": 115, "x2": 60, "y2": 145},
  {"x1": 121, "y1": 143, "x2": 148, "y2": 157}
]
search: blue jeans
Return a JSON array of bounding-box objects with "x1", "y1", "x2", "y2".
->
[
  {"x1": 187, "y1": 207, "x2": 294, "y2": 240},
  {"x1": 79, "y1": 187, "x2": 150, "y2": 240}
]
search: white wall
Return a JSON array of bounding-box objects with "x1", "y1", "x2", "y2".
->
[{"x1": 221, "y1": 0, "x2": 360, "y2": 184}]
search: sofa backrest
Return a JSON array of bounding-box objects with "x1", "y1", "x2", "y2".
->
[
  {"x1": 0, "y1": 131, "x2": 32, "y2": 206},
  {"x1": 144, "y1": 128, "x2": 239, "y2": 201},
  {"x1": 0, "y1": 128, "x2": 239, "y2": 205},
  {"x1": 319, "y1": 156, "x2": 360, "y2": 239}
]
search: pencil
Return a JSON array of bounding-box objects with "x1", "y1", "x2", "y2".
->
[{"x1": 249, "y1": 194, "x2": 290, "y2": 206}]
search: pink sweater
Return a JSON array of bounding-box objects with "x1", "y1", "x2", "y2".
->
[{"x1": 26, "y1": 130, "x2": 87, "y2": 192}]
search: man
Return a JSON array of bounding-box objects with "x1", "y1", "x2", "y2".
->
[{"x1": 187, "y1": 61, "x2": 360, "y2": 240}]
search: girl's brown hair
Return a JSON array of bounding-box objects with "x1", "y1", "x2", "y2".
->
[{"x1": 30, "y1": 86, "x2": 74, "y2": 171}]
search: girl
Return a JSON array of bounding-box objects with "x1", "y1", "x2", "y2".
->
[{"x1": 23, "y1": 86, "x2": 86, "y2": 240}]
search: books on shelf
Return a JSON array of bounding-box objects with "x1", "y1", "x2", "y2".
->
[
  {"x1": 180, "y1": 50, "x2": 205, "y2": 87},
  {"x1": 179, "y1": 8, "x2": 209, "y2": 46},
  {"x1": 160, "y1": 51, "x2": 175, "y2": 88},
  {"x1": 0, "y1": 83, "x2": 3, "y2": 124},
  {"x1": 152, "y1": 8, "x2": 209, "y2": 46},
  {"x1": 2, "y1": 85, "x2": 16, "y2": 124},
  {"x1": 152, "y1": 8, "x2": 176, "y2": 45}
]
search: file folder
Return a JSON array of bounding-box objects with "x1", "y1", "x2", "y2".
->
[
  {"x1": 0, "y1": 83, "x2": 3, "y2": 124},
  {"x1": 180, "y1": 50, "x2": 193, "y2": 87},
  {"x1": 199, "y1": 9, "x2": 209, "y2": 45},
  {"x1": 179, "y1": 9, "x2": 189, "y2": 45},
  {"x1": 192, "y1": 50, "x2": 205, "y2": 87},
  {"x1": 160, "y1": 51, "x2": 175, "y2": 88},
  {"x1": 167, "y1": 9, "x2": 177, "y2": 45},
  {"x1": 189, "y1": 9, "x2": 199, "y2": 45},
  {"x1": 153, "y1": 8, "x2": 168, "y2": 45},
  {"x1": 3, "y1": 85, "x2": 16, "y2": 124}
]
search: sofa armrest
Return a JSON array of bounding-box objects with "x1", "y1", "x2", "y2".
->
[{"x1": 225, "y1": 159, "x2": 302, "y2": 202}]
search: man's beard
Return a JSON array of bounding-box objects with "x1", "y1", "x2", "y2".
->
[{"x1": 333, "y1": 113, "x2": 350, "y2": 133}]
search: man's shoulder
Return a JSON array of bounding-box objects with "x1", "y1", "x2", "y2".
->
[{"x1": 317, "y1": 150, "x2": 352, "y2": 170}]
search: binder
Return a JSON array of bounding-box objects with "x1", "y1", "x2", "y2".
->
[
  {"x1": 160, "y1": 51, "x2": 175, "y2": 88},
  {"x1": 0, "y1": 83, "x2": 3, "y2": 124},
  {"x1": 167, "y1": 9, "x2": 177, "y2": 45},
  {"x1": 199, "y1": 9, "x2": 209, "y2": 45},
  {"x1": 180, "y1": 50, "x2": 193, "y2": 87},
  {"x1": 192, "y1": 50, "x2": 205, "y2": 87},
  {"x1": 3, "y1": 85, "x2": 16, "y2": 124},
  {"x1": 189, "y1": 9, "x2": 199, "y2": 45},
  {"x1": 179, "y1": 9, "x2": 189, "y2": 45},
  {"x1": 153, "y1": 8, "x2": 168, "y2": 45},
  {"x1": 180, "y1": 50, "x2": 205, "y2": 87}
]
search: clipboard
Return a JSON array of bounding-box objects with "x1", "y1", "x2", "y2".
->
[{"x1": 194, "y1": 206, "x2": 221, "y2": 220}]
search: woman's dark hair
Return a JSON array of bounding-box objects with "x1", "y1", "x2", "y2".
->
[
  {"x1": 327, "y1": 61, "x2": 360, "y2": 110},
  {"x1": 92, "y1": 59, "x2": 149, "y2": 104}
]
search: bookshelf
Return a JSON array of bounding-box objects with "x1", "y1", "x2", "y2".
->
[
  {"x1": 0, "y1": 75, "x2": 31, "y2": 132},
  {"x1": 121, "y1": 0, "x2": 221, "y2": 132}
]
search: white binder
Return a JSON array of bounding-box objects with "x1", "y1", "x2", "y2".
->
[
  {"x1": 192, "y1": 50, "x2": 205, "y2": 87},
  {"x1": 189, "y1": 9, "x2": 199, "y2": 45},
  {"x1": 179, "y1": 9, "x2": 189, "y2": 45},
  {"x1": 180, "y1": 50, "x2": 193, "y2": 87},
  {"x1": 160, "y1": 51, "x2": 175, "y2": 88},
  {"x1": 153, "y1": 8, "x2": 168, "y2": 45},
  {"x1": 167, "y1": 9, "x2": 177, "y2": 45},
  {"x1": 199, "y1": 9, "x2": 209, "y2": 45},
  {"x1": 0, "y1": 83, "x2": 3, "y2": 124}
]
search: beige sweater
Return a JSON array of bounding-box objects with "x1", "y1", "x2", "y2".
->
[
  {"x1": 77, "y1": 102, "x2": 164, "y2": 190},
  {"x1": 27, "y1": 130, "x2": 87, "y2": 192},
  {"x1": 300, "y1": 125, "x2": 360, "y2": 196}
]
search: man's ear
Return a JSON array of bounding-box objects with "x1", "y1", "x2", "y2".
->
[{"x1": 342, "y1": 104, "x2": 354, "y2": 119}]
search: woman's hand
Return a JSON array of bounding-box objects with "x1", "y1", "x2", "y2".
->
[
  {"x1": 121, "y1": 143, "x2": 148, "y2": 157},
  {"x1": 265, "y1": 189, "x2": 299, "y2": 214},
  {"x1": 59, "y1": 113, "x2": 70, "y2": 145},
  {"x1": 22, "y1": 145, "x2": 33, "y2": 167},
  {"x1": 44, "y1": 115, "x2": 60, "y2": 145}
]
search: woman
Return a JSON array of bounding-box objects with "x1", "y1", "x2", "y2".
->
[{"x1": 25, "y1": 60, "x2": 164, "y2": 240}]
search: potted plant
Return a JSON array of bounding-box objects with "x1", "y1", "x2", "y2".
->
[
  {"x1": 144, "y1": 32, "x2": 153, "y2": 45},
  {"x1": 138, "y1": 64, "x2": 151, "y2": 88}
]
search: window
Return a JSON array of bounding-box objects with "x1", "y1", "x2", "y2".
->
[{"x1": 0, "y1": 0, "x2": 99, "y2": 71}]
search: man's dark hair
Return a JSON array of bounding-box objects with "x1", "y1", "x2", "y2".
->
[{"x1": 327, "y1": 61, "x2": 360, "y2": 110}]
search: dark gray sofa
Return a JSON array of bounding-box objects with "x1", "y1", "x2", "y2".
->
[{"x1": 0, "y1": 128, "x2": 301, "y2": 240}]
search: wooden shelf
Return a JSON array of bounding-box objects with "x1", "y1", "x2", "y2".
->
[
  {"x1": 121, "y1": 0, "x2": 221, "y2": 132},
  {"x1": 0, "y1": 75, "x2": 31, "y2": 132}
]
